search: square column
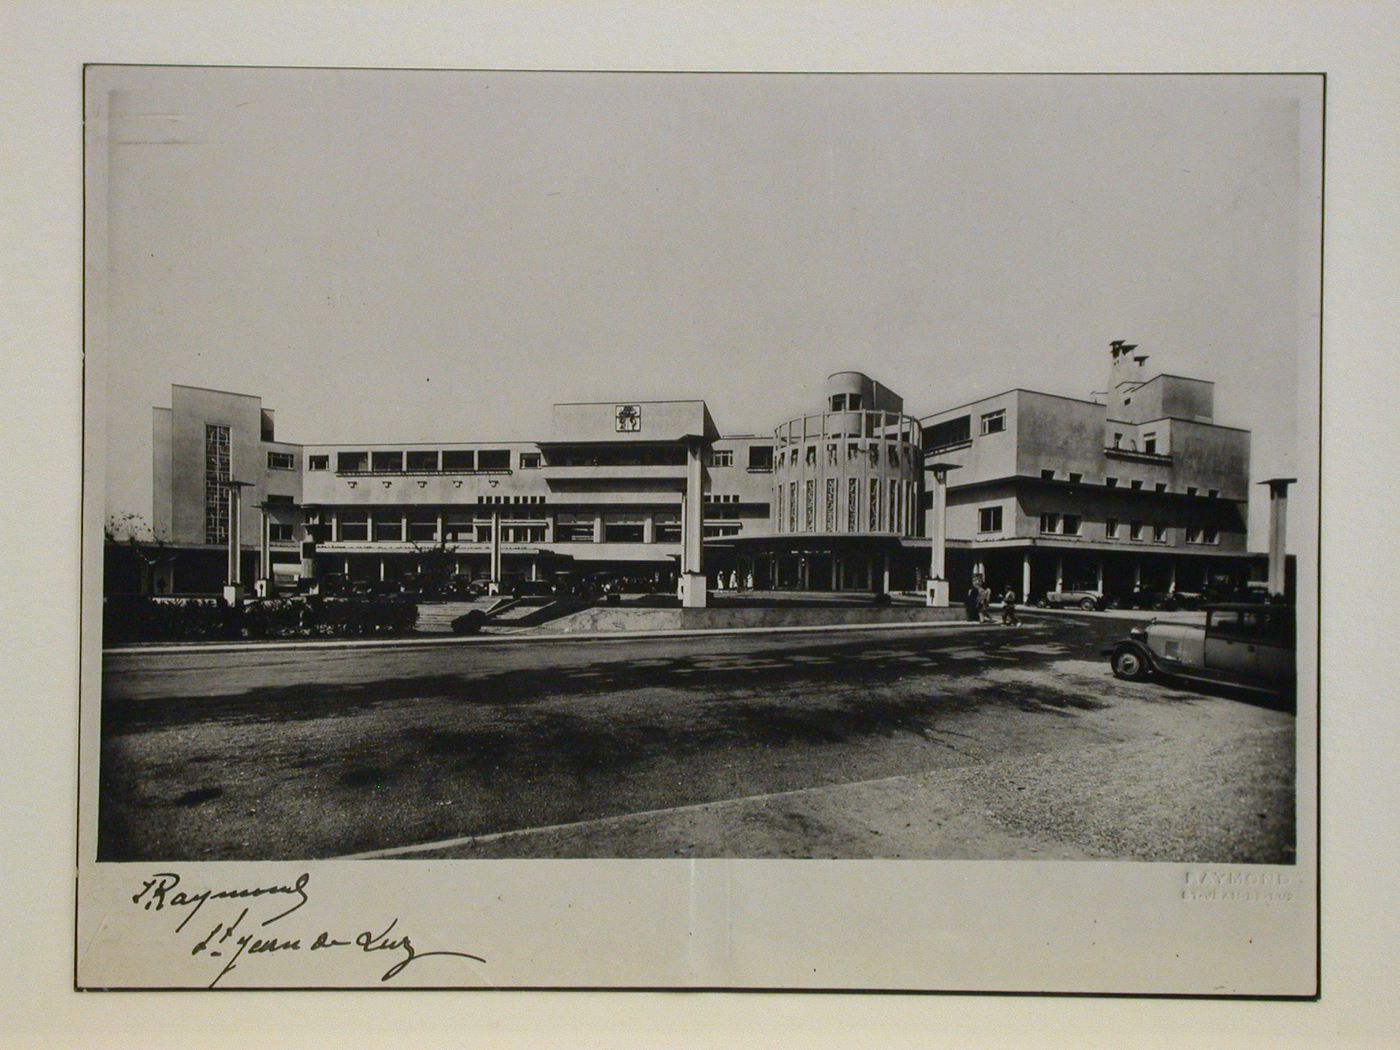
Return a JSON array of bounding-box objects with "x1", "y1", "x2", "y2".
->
[
  {"x1": 925, "y1": 462, "x2": 958, "y2": 606},
  {"x1": 680, "y1": 440, "x2": 707, "y2": 607}
]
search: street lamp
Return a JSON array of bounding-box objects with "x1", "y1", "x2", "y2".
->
[{"x1": 924, "y1": 460, "x2": 961, "y2": 607}]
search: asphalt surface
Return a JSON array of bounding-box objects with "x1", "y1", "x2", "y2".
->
[{"x1": 98, "y1": 613, "x2": 1296, "y2": 863}]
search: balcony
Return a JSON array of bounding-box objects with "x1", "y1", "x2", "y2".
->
[{"x1": 1104, "y1": 446, "x2": 1173, "y2": 465}]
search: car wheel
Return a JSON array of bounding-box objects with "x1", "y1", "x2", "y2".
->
[
  {"x1": 1111, "y1": 647, "x2": 1150, "y2": 681},
  {"x1": 1079, "y1": 597, "x2": 1098, "y2": 611}
]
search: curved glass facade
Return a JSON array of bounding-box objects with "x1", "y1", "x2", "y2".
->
[{"x1": 772, "y1": 409, "x2": 922, "y2": 537}]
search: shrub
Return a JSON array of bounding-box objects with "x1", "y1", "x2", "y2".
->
[{"x1": 101, "y1": 595, "x2": 419, "y2": 643}]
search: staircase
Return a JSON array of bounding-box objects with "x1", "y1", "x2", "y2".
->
[{"x1": 414, "y1": 601, "x2": 487, "y2": 634}]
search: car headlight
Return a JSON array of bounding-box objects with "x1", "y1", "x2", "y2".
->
[{"x1": 1129, "y1": 626, "x2": 1147, "y2": 640}]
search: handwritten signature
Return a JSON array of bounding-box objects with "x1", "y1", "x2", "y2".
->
[{"x1": 132, "y1": 872, "x2": 485, "y2": 987}]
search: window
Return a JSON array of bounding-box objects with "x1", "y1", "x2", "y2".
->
[
  {"x1": 789, "y1": 482, "x2": 798, "y2": 532},
  {"x1": 978, "y1": 506, "x2": 1003, "y2": 533},
  {"x1": 847, "y1": 478, "x2": 859, "y2": 532},
  {"x1": 1106, "y1": 518, "x2": 1120, "y2": 539},
  {"x1": 709, "y1": 449, "x2": 733, "y2": 467},
  {"x1": 847, "y1": 443, "x2": 861, "y2": 462},
  {"x1": 443, "y1": 514, "x2": 473, "y2": 541},
  {"x1": 1153, "y1": 522, "x2": 1168, "y2": 543},
  {"x1": 478, "y1": 449, "x2": 510, "y2": 471},
  {"x1": 1129, "y1": 520, "x2": 1144, "y2": 541},
  {"x1": 827, "y1": 444, "x2": 838, "y2": 467},
  {"x1": 1186, "y1": 525, "x2": 1202, "y2": 543},
  {"x1": 1041, "y1": 469, "x2": 1056, "y2": 480},
  {"x1": 980, "y1": 410, "x2": 1006, "y2": 435},
  {"x1": 1130, "y1": 479, "x2": 1143, "y2": 491},
  {"x1": 1186, "y1": 486, "x2": 1198, "y2": 497},
  {"x1": 308, "y1": 455, "x2": 329, "y2": 471},
  {"x1": 267, "y1": 451, "x2": 295, "y2": 470},
  {"x1": 604, "y1": 512, "x2": 646, "y2": 543},
  {"x1": 869, "y1": 481, "x2": 879, "y2": 531},
  {"x1": 266, "y1": 494, "x2": 294, "y2": 506},
  {"x1": 1202, "y1": 526, "x2": 1219, "y2": 544},
  {"x1": 1069, "y1": 472, "x2": 1082, "y2": 484},
  {"x1": 805, "y1": 445, "x2": 816, "y2": 467},
  {"x1": 1143, "y1": 432, "x2": 1158, "y2": 455},
  {"x1": 1208, "y1": 489, "x2": 1219, "y2": 499},
  {"x1": 703, "y1": 524, "x2": 742, "y2": 538},
  {"x1": 556, "y1": 512, "x2": 596, "y2": 542},
  {"x1": 407, "y1": 515, "x2": 437, "y2": 542},
  {"x1": 203, "y1": 424, "x2": 231, "y2": 544},
  {"x1": 847, "y1": 394, "x2": 863, "y2": 410},
  {"x1": 776, "y1": 485, "x2": 784, "y2": 532},
  {"x1": 1105, "y1": 476, "x2": 1118, "y2": 488},
  {"x1": 888, "y1": 445, "x2": 900, "y2": 468},
  {"x1": 1155, "y1": 482, "x2": 1167, "y2": 493},
  {"x1": 825, "y1": 478, "x2": 837, "y2": 531},
  {"x1": 519, "y1": 453, "x2": 541, "y2": 470},
  {"x1": 373, "y1": 514, "x2": 402, "y2": 542},
  {"x1": 804, "y1": 479, "x2": 815, "y2": 531},
  {"x1": 1112, "y1": 432, "x2": 1123, "y2": 449},
  {"x1": 371, "y1": 450, "x2": 403, "y2": 473},
  {"x1": 1063, "y1": 514, "x2": 1082, "y2": 536},
  {"x1": 441, "y1": 450, "x2": 475, "y2": 471},
  {"x1": 338, "y1": 514, "x2": 368, "y2": 542},
  {"x1": 269, "y1": 523, "x2": 294, "y2": 542},
  {"x1": 1040, "y1": 512, "x2": 1061, "y2": 534},
  {"x1": 654, "y1": 515, "x2": 682, "y2": 543},
  {"x1": 830, "y1": 393, "x2": 847, "y2": 411},
  {"x1": 925, "y1": 415, "x2": 971, "y2": 452},
  {"x1": 747, "y1": 445, "x2": 773, "y2": 471},
  {"x1": 406, "y1": 450, "x2": 439, "y2": 472},
  {"x1": 337, "y1": 450, "x2": 368, "y2": 473}
]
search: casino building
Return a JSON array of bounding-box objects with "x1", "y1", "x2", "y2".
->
[{"x1": 140, "y1": 344, "x2": 1260, "y2": 602}]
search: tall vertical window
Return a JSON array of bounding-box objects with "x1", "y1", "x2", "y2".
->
[
  {"x1": 869, "y1": 482, "x2": 879, "y2": 531},
  {"x1": 889, "y1": 479, "x2": 898, "y2": 532},
  {"x1": 776, "y1": 484, "x2": 784, "y2": 532},
  {"x1": 804, "y1": 479, "x2": 815, "y2": 531},
  {"x1": 825, "y1": 478, "x2": 837, "y2": 531},
  {"x1": 788, "y1": 482, "x2": 798, "y2": 532},
  {"x1": 978, "y1": 506, "x2": 1002, "y2": 533},
  {"x1": 848, "y1": 478, "x2": 859, "y2": 532},
  {"x1": 203, "y1": 424, "x2": 231, "y2": 544}
]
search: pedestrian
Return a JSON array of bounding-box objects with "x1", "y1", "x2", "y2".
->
[
  {"x1": 729, "y1": 569, "x2": 739, "y2": 592},
  {"x1": 744, "y1": 570, "x2": 754, "y2": 591},
  {"x1": 964, "y1": 579, "x2": 981, "y2": 622},
  {"x1": 977, "y1": 582, "x2": 992, "y2": 623},
  {"x1": 1002, "y1": 586, "x2": 1019, "y2": 626}
]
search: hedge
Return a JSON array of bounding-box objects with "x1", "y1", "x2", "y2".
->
[{"x1": 102, "y1": 595, "x2": 419, "y2": 644}]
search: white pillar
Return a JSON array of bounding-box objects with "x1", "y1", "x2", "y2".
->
[
  {"x1": 1132, "y1": 559, "x2": 1142, "y2": 590},
  {"x1": 1096, "y1": 556, "x2": 1104, "y2": 593},
  {"x1": 1168, "y1": 559, "x2": 1177, "y2": 592},
  {"x1": 490, "y1": 509, "x2": 502, "y2": 584},
  {"x1": 1054, "y1": 555, "x2": 1064, "y2": 593},
  {"x1": 259, "y1": 506, "x2": 271, "y2": 582},
  {"x1": 881, "y1": 552, "x2": 891, "y2": 594},
  {"x1": 1021, "y1": 552, "x2": 1032, "y2": 604},
  {"x1": 1263, "y1": 478, "x2": 1295, "y2": 597},
  {"x1": 681, "y1": 440, "x2": 707, "y2": 607},
  {"x1": 926, "y1": 466, "x2": 952, "y2": 606}
]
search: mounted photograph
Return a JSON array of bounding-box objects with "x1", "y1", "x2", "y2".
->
[{"x1": 78, "y1": 66, "x2": 1321, "y2": 993}]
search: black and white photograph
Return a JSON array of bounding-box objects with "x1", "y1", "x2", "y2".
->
[{"x1": 75, "y1": 64, "x2": 1321, "y2": 993}]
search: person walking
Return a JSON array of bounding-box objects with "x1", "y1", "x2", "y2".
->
[
  {"x1": 964, "y1": 578, "x2": 982, "y2": 622},
  {"x1": 1001, "y1": 586, "x2": 1019, "y2": 626},
  {"x1": 977, "y1": 582, "x2": 993, "y2": 623}
]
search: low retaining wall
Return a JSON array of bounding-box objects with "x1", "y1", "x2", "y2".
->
[{"x1": 538, "y1": 604, "x2": 967, "y2": 634}]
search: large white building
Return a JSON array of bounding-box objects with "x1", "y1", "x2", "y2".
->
[{"x1": 137, "y1": 344, "x2": 1264, "y2": 601}]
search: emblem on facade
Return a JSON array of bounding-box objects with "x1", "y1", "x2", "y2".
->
[{"x1": 615, "y1": 404, "x2": 641, "y2": 432}]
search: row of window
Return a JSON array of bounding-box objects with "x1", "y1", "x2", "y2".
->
[
  {"x1": 776, "y1": 441, "x2": 913, "y2": 471},
  {"x1": 1110, "y1": 431, "x2": 1161, "y2": 455},
  {"x1": 977, "y1": 505, "x2": 1221, "y2": 545},
  {"x1": 704, "y1": 494, "x2": 742, "y2": 504},
  {"x1": 306, "y1": 449, "x2": 523, "y2": 474},
  {"x1": 709, "y1": 447, "x2": 782, "y2": 469},
  {"x1": 1040, "y1": 469, "x2": 1222, "y2": 497},
  {"x1": 776, "y1": 476, "x2": 917, "y2": 535}
]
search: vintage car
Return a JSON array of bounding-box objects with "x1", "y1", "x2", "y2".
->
[
  {"x1": 1105, "y1": 603, "x2": 1295, "y2": 695},
  {"x1": 1040, "y1": 588, "x2": 1108, "y2": 611}
]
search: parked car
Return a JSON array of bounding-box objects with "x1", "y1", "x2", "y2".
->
[
  {"x1": 1114, "y1": 588, "x2": 1186, "y2": 611},
  {"x1": 1104, "y1": 603, "x2": 1295, "y2": 695},
  {"x1": 1041, "y1": 588, "x2": 1107, "y2": 611}
]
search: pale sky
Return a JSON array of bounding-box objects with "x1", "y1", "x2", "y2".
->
[{"x1": 92, "y1": 68, "x2": 1320, "y2": 550}]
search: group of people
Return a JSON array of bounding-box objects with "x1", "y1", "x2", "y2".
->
[
  {"x1": 964, "y1": 576, "x2": 1019, "y2": 626},
  {"x1": 714, "y1": 570, "x2": 754, "y2": 592}
]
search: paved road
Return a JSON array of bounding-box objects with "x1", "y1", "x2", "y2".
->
[{"x1": 99, "y1": 614, "x2": 1295, "y2": 863}]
